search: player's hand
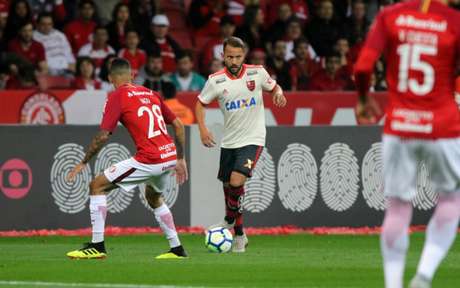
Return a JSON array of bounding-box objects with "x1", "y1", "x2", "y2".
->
[
  {"x1": 67, "y1": 163, "x2": 86, "y2": 182},
  {"x1": 355, "y1": 96, "x2": 382, "y2": 125},
  {"x1": 175, "y1": 159, "x2": 188, "y2": 185},
  {"x1": 200, "y1": 128, "x2": 216, "y2": 148},
  {"x1": 273, "y1": 92, "x2": 287, "y2": 107}
]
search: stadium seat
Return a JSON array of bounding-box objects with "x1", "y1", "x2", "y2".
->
[
  {"x1": 37, "y1": 75, "x2": 72, "y2": 90},
  {"x1": 170, "y1": 30, "x2": 193, "y2": 49},
  {"x1": 160, "y1": 0, "x2": 183, "y2": 12},
  {"x1": 193, "y1": 35, "x2": 214, "y2": 52},
  {"x1": 167, "y1": 9, "x2": 188, "y2": 30}
]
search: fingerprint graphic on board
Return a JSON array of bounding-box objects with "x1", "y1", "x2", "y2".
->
[
  {"x1": 362, "y1": 143, "x2": 385, "y2": 211},
  {"x1": 94, "y1": 143, "x2": 134, "y2": 213},
  {"x1": 414, "y1": 162, "x2": 438, "y2": 211},
  {"x1": 138, "y1": 171, "x2": 179, "y2": 212},
  {"x1": 51, "y1": 143, "x2": 91, "y2": 214},
  {"x1": 320, "y1": 143, "x2": 360, "y2": 212},
  {"x1": 278, "y1": 143, "x2": 318, "y2": 212},
  {"x1": 243, "y1": 149, "x2": 276, "y2": 213}
]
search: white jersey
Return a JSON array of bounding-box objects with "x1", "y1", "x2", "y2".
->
[
  {"x1": 198, "y1": 64, "x2": 276, "y2": 148},
  {"x1": 33, "y1": 29, "x2": 75, "y2": 72}
]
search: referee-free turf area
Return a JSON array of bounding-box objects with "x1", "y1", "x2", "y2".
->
[{"x1": 0, "y1": 234, "x2": 459, "y2": 288}]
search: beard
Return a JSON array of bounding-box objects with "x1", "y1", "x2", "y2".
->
[{"x1": 226, "y1": 63, "x2": 242, "y2": 76}]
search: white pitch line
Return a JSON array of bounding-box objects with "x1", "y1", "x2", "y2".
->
[{"x1": 0, "y1": 280, "x2": 206, "y2": 288}]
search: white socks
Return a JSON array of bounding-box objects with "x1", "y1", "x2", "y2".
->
[
  {"x1": 154, "y1": 203, "x2": 181, "y2": 248},
  {"x1": 381, "y1": 198, "x2": 413, "y2": 288},
  {"x1": 381, "y1": 195, "x2": 460, "y2": 288},
  {"x1": 90, "y1": 195, "x2": 107, "y2": 243},
  {"x1": 416, "y1": 194, "x2": 460, "y2": 280}
]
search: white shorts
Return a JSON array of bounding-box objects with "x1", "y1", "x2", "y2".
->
[
  {"x1": 383, "y1": 135, "x2": 460, "y2": 201},
  {"x1": 104, "y1": 157, "x2": 176, "y2": 192}
]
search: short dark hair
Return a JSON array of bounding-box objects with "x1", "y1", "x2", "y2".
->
[
  {"x1": 326, "y1": 51, "x2": 341, "y2": 61},
  {"x1": 147, "y1": 49, "x2": 162, "y2": 59},
  {"x1": 94, "y1": 25, "x2": 107, "y2": 33},
  {"x1": 126, "y1": 29, "x2": 138, "y2": 37},
  {"x1": 18, "y1": 21, "x2": 33, "y2": 31},
  {"x1": 293, "y1": 37, "x2": 309, "y2": 51},
  {"x1": 37, "y1": 12, "x2": 53, "y2": 23},
  {"x1": 109, "y1": 58, "x2": 131, "y2": 75},
  {"x1": 161, "y1": 81, "x2": 176, "y2": 100},
  {"x1": 220, "y1": 15, "x2": 235, "y2": 27},
  {"x1": 78, "y1": 0, "x2": 95, "y2": 9},
  {"x1": 223, "y1": 36, "x2": 246, "y2": 51},
  {"x1": 176, "y1": 49, "x2": 193, "y2": 62}
]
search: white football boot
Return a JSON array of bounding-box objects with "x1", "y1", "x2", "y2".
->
[
  {"x1": 232, "y1": 233, "x2": 248, "y2": 253},
  {"x1": 409, "y1": 275, "x2": 431, "y2": 288}
]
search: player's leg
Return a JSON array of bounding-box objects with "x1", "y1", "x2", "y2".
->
[
  {"x1": 208, "y1": 148, "x2": 237, "y2": 230},
  {"x1": 380, "y1": 135, "x2": 417, "y2": 288},
  {"x1": 410, "y1": 138, "x2": 460, "y2": 287},
  {"x1": 410, "y1": 194, "x2": 460, "y2": 288},
  {"x1": 381, "y1": 197, "x2": 413, "y2": 288},
  {"x1": 144, "y1": 184, "x2": 187, "y2": 259},
  {"x1": 228, "y1": 171, "x2": 246, "y2": 236},
  {"x1": 67, "y1": 174, "x2": 117, "y2": 259},
  {"x1": 229, "y1": 145, "x2": 263, "y2": 253},
  {"x1": 228, "y1": 171, "x2": 249, "y2": 253}
]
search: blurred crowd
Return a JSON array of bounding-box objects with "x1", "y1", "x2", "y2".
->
[{"x1": 1, "y1": 0, "x2": 460, "y2": 95}]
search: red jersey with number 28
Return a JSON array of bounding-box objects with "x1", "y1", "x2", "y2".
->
[
  {"x1": 100, "y1": 83, "x2": 177, "y2": 164},
  {"x1": 355, "y1": 0, "x2": 460, "y2": 139}
]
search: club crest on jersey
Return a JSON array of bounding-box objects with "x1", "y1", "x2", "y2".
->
[
  {"x1": 225, "y1": 97, "x2": 256, "y2": 111},
  {"x1": 246, "y1": 80, "x2": 255, "y2": 91}
]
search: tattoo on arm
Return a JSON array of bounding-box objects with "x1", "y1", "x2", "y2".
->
[
  {"x1": 172, "y1": 119, "x2": 185, "y2": 159},
  {"x1": 82, "y1": 130, "x2": 111, "y2": 164}
]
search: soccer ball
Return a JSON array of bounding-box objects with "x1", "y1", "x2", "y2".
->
[{"x1": 205, "y1": 227, "x2": 233, "y2": 253}]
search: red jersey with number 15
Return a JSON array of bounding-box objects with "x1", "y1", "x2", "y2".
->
[
  {"x1": 100, "y1": 83, "x2": 177, "y2": 164},
  {"x1": 355, "y1": 0, "x2": 460, "y2": 139}
]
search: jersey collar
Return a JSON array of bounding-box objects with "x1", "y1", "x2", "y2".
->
[{"x1": 224, "y1": 64, "x2": 247, "y2": 80}]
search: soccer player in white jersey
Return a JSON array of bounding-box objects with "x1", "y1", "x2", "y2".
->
[{"x1": 195, "y1": 37, "x2": 287, "y2": 253}]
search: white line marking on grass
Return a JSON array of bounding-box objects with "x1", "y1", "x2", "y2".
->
[{"x1": 0, "y1": 280, "x2": 206, "y2": 288}]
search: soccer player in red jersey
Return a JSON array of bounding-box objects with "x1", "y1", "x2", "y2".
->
[
  {"x1": 66, "y1": 58, "x2": 188, "y2": 260},
  {"x1": 354, "y1": 1, "x2": 460, "y2": 287}
]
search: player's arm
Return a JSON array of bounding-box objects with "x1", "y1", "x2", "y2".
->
[
  {"x1": 171, "y1": 118, "x2": 185, "y2": 160},
  {"x1": 67, "y1": 91, "x2": 121, "y2": 182},
  {"x1": 82, "y1": 130, "x2": 111, "y2": 164},
  {"x1": 170, "y1": 118, "x2": 188, "y2": 184},
  {"x1": 161, "y1": 98, "x2": 188, "y2": 184},
  {"x1": 195, "y1": 79, "x2": 218, "y2": 148},
  {"x1": 261, "y1": 68, "x2": 286, "y2": 107},
  {"x1": 195, "y1": 100, "x2": 216, "y2": 148},
  {"x1": 270, "y1": 84, "x2": 287, "y2": 107},
  {"x1": 353, "y1": 11, "x2": 386, "y2": 124},
  {"x1": 67, "y1": 130, "x2": 111, "y2": 181}
]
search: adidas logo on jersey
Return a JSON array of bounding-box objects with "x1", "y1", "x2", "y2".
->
[
  {"x1": 139, "y1": 98, "x2": 151, "y2": 104},
  {"x1": 225, "y1": 97, "x2": 257, "y2": 111}
]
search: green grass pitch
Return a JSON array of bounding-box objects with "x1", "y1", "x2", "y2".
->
[{"x1": 0, "y1": 234, "x2": 459, "y2": 287}]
